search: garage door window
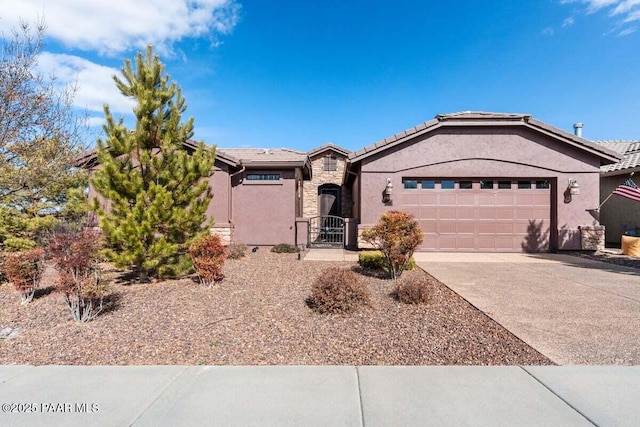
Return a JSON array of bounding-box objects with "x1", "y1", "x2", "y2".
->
[
  {"x1": 459, "y1": 181, "x2": 473, "y2": 189},
  {"x1": 518, "y1": 181, "x2": 532, "y2": 189},
  {"x1": 421, "y1": 180, "x2": 435, "y2": 189},
  {"x1": 403, "y1": 180, "x2": 418, "y2": 189},
  {"x1": 480, "y1": 180, "x2": 494, "y2": 190},
  {"x1": 441, "y1": 180, "x2": 455, "y2": 190},
  {"x1": 536, "y1": 180, "x2": 550, "y2": 189},
  {"x1": 498, "y1": 181, "x2": 511, "y2": 189}
]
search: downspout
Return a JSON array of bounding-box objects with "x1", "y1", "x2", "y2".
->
[{"x1": 228, "y1": 165, "x2": 246, "y2": 238}]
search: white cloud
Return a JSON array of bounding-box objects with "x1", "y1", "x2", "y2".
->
[
  {"x1": 560, "y1": 0, "x2": 640, "y2": 22},
  {"x1": 619, "y1": 25, "x2": 638, "y2": 34},
  {"x1": 0, "y1": 0, "x2": 240, "y2": 56},
  {"x1": 37, "y1": 52, "x2": 135, "y2": 115},
  {"x1": 563, "y1": 17, "x2": 576, "y2": 26},
  {"x1": 542, "y1": 27, "x2": 555, "y2": 36}
]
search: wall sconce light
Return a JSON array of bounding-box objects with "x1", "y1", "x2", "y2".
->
[
  {"x1": 569, "y1": 179, "x2": 580, "y2": 196},
  {"x1": 383, "y1": 178, "x2": 393, "y2": 203}
]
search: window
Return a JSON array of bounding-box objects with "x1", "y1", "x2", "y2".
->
[
  {"x1": 403, "y1": 180, "x2": 418, "y2": 189},
  {"x1": 246, "y1": 173, "x2": 280, "y2": 181},
  {"x1": 498, "y1": 181, "x2": 511, "y2": 189},
  {"x1": 323, "y1": 155, "x2": 337, "y2": 171},
  {"x1": 536, "y1": 180, "x2": 550, "y2": 189},
  {"x1": 459, "y1": 181, "x2": 473, "y2": 189},
  {"x1": 421, "y1": 180, "x2": 435, "y2": 189},
  {"x1": 518, "y1": 181, "x2": 532, "y2": 189},
  {"x1": 441, "y1": 180, "x2": 455, "y2": 190},
  {"x1": 480, "y1": 180, "x2": 494, "y2": 190}
]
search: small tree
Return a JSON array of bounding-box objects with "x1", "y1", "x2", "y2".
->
[
  {"x1": 4, "y1": 248, "x2": 44, "y2": 304},
  {"x1": 360, "y1": 211, "x2": 423, "y2": 280},
  {"x1": 49, "y1": 229, "x2": 107, "y2": 323},
  {"x1": 189, "y1": 234, "x2": 227, "y2": 287},
  {"x1": 0, "y1": 19, "x2": 89, "y2": 248},
  {"x1": 91, "y1": 46, "x2": 216, "y2": 280}
]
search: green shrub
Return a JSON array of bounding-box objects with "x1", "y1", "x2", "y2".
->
[
  {"x1": 309, "y1": 267, "x2": 371, "y2": 314},
  {"x1": 189, "y1": 234, "x2": 227, "y2": 287},
  {"x1": 358, "y1": 251, "x2": 415, "y2": 271},
  {"x1": 271, "y1": 243, "x2": 299, "y2": 253},
  {"x1": 4, "y1": 248, "x2": 44, "y2": 304},
  {"x1": 3, "y1": 237, "x2": 37, "y2": 252},
  {"x1": 393, "y1": 273, "x2": 431, "y2": 305},
  {"x1": 360, "y1": 211, "x2": 423, "y2": 280},
  {"x1": 228, "y1": 242, "x2": 247, "y2": 260}
]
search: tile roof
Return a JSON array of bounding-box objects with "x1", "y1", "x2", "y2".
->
[
  {"x1": 307, "y1": 142, "x2": 350, "y2": 158},
  {"x1": 593, "y1": 140, "x2": 640, "y2": 174},
  {"x1": 217, "y1": 148, "x2": 308, "y2": 164}
]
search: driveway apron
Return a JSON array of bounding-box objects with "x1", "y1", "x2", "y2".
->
[{"x1": 415, "y1": 253, "x2": 640, "y2": 365}]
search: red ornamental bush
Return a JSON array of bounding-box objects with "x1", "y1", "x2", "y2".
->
[
  {"x1": 4, "y1": 248, "x2": 44, "y2": 304},
  {"x1": 189, "y1": 234, "x2": 228, "y2": 287},
  {"x1": 49, "y1": 229, "x2": 107, "y2": 323},
  {"x1": 360, "y1": 210, "x2": 423, "y2": 280}
]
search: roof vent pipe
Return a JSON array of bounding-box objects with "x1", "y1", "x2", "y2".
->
[{"x1": 573, "y1": 123, "x2": 583, "y2": 137}]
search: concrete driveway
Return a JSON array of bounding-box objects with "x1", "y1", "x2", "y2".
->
[{"x1": 414, "y1": 253, "x2": 640, "y2": 365}]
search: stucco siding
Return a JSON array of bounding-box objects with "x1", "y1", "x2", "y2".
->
[
  {"x1": 358, "y1": 127, "x2": 603, "y2": 251},
  {"x1": 231, "y1": 170, "x2": 297, "y2": 245},
  {"x1": 206, "y1": 162, "x2": 231, "y2": 226}
]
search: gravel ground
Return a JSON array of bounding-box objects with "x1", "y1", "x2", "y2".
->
[
  {"x1": 568, "y1": 249, "x2": 640, "y2": 269},
  {"x1": 0, "y1": 251, "x2": 552, "y2": 366}
]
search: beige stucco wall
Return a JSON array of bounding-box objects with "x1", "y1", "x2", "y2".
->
[
  {"x1": 600, "y1": 175, "x2": 640, "y2": 245},
  {"x1": 357, "y1": 127, "x2": 604, "y2": 251},
  {"x1": 302, "y1": 152, "x2": 352, "y2": 218}
]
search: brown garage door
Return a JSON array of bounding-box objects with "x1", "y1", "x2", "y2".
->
[{"x1": 400, "y1": 179, "x2": 551, "y2": 252}]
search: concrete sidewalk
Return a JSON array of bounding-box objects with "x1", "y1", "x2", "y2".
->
[
  {"x1": 1, "y1": 365, "x2": 638, "y2": 426},
  {"x1": 417, "y1": 253, "x2": 640, "y2": 365}
]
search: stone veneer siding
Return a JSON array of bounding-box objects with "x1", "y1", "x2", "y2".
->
[
  {"x1": 580, "y1": 226, "x2": 605, "y2": 251},
  {"x1": 303, "y1": 153, "x2": 352, "y2": 219},
  {"x1": 210, "y1": 224, "x2": 232, "y2": 245}
]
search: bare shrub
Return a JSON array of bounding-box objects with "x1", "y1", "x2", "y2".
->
[
  {"x1": 4, "y1": 248, "x2": 44, "y2": 304},
  {"x1": 49, "y1": 229, "x2": 108, "y2": 323},
  {"x1": 309, "y1": 267, "x2": 370, "y2": 314},
  {"x1": 393, "y1": 273, "x2": 431, "y2": 305},
  {"x1": 227, "y1": 242, "x2": 247, "y2": 260},
  {"x1": 189, "y1": 234, "x2": 227, "y2": 287}
]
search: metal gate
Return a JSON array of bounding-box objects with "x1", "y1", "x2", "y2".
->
[{"x1": 308, "y1": 215, "x2": 345, "y2": 247}]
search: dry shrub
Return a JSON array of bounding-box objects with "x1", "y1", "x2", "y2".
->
[
  {"x1": 49, "y1": 229, "x2": 108, "y2": 323},
  {"x1": 393, "y1": 274, "x2": 431, "y2": 305},
  {"x1": 309, "y1": 267, "x2": 370, "y2": 314},
  {"x1": 271, "y1": 243, "x2": 299, "y2": 253},
  {"x1": 4, "y1": 248, "x2": 44, "y2": 304},
  {"x1": 189, "y1": 234, "x2": 227, "y2": 287},
  {"x1": 227, "y1": 242, "x2": 247, "y2": 260}
]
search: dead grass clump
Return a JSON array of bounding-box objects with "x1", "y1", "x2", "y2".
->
[
  {"x1": 393, "y1": 274, "x2": 431, "y2": 305},
  {"x1": 308, "y1": 267, "x2": 370, "y2": 314}
]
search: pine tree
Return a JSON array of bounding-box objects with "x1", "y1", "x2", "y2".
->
[{"x1": 91, "y1": 46, "x2": 215, "y2": 280}]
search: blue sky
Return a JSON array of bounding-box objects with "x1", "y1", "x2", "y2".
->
[{"x1": 1, "y1": 0, "x2": 639, "y2": 152}]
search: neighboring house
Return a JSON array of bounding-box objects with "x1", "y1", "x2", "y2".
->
[
  {"x1": 346, "y1": 112, "x2": 620, "y2": 252},
  {"x1": 79, "y1": 111, "x2": 621, "y2": 252},
  {"x1": 592, "y1": 140, "x2": 640, "y2": 246}
]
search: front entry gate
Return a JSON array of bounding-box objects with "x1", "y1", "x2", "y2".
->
[{"x1": 308, "y1": 215, "x2": 344, "y2": 247}]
